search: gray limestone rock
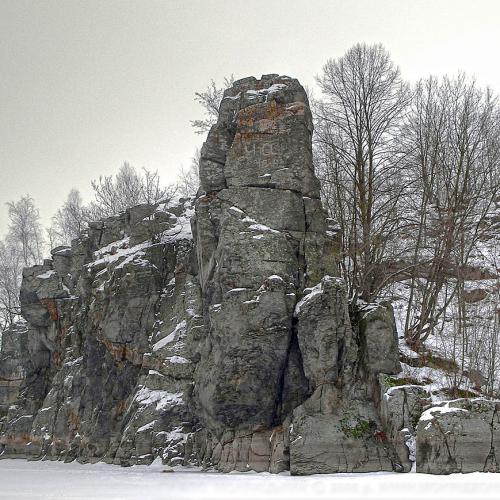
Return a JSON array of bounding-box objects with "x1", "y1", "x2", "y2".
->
[
  {"x1": 0, "y1": 198, "x2": 199, "y2": 465},
  {"x1": 0, "y1": 74, "x2": 433, "y2": 476},
  {"x1": 289, "y1": 278, "x2": 403, "y2": 475},
  {"x1": 191, "y1": 76, "x2": 339, "y2": 471},
  {"x1": 357, "y1": 303, "x2": 401, "y2": 376},
  {"x1": 0, "y1": 321, "x2": 29, "y2": 417},
  {"x1": 290, "y1": 385, "x2": 402, "y2": 474},
  {"x1": 416, "y1": 398, "x2": 500, "y2": 474},
  {"x1": 379, "y1": 376, "x2": 431, "y2": 472}
]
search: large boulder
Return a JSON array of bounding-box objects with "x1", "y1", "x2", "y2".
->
[
  {"x1": 357, "y1": 303, "x2": 401, "y2": 376},
  {"x1": 416, "y1": 398, "x2": 500, "y2": 474},
  {"x1": 289, "y1": 278, "x2": 402, "y2": 475},
  {"x1": 379, "y1": 376, "x2": 431, "y2": 472}
]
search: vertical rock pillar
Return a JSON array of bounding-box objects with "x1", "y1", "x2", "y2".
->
[{"x1": 193, "y1": 75, "x2": 337, "y2": 471}]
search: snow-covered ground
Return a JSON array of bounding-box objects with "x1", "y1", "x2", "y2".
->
[{"x1": 1, "y1": 459, "x2": 500, "y2": 500}]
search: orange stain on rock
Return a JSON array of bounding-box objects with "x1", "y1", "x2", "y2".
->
[{"x1": 40, "y1": 298, "x2": 59, "y2": 321}]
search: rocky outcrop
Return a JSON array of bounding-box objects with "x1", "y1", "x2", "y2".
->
[
  {"x1": 0, "y1": 321, "x2": 30, "y2": 418},
  {"x1": 3, "y1": 74, "x2": 489, "y2": 475},
  {"x1": 0, "y1": 199, "x2": 199, "y2": 464},
  {"x1": 289, "y1": 285, "x2": 403, "y2": 474},
  {"x1": 379, "y1": 376, "x2": 432, "y2": 471},
  {"x1": 190, "y1": 74, "x2": 346, "y2": 472},
  {"x1": 417, "y1": 399, "x2": 500, "y2": 474}
]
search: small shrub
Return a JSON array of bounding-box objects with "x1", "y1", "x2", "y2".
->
[{"x1": 341, "y1": 416, "x2": 374, "y2": 439}]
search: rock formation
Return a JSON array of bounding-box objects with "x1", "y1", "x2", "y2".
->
[
  {"x1": 0, "y1": 74, "x2": 497, "y2": 474},
  {"x1": 417, "y1": 399, "x2": 500, "y2": 474}
]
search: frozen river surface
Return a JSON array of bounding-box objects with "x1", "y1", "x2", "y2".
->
[{"x1": 0, "y1": 458, "x2": 499, "y2": 499}]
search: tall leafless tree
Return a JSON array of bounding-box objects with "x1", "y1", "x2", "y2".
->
[
  {"x1": 314, "y1": 43, "x2": 411, "y2": 301},
  {"x1": 402, "y1": 75, "x2": 500, "y2": 349},
  {"x1": 176, "y1": 149, "x2": 200, "y2": 197},
  {"x1": 190, "y1": 75, "x2": 234, "y2": 134},
  {"x1": 49, "y1": 189, "x2": 89, "y2": 247},
  {"x1": 6, "y1": 194, "x2": 44, "y2": 267},
  {"x1": 0, "y1": 238, "x2": 22, "y2": 335}
]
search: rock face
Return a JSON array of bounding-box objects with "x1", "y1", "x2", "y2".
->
[
  {"x1": 289, "y1": 287, "x2": 402, "y2": 474},
  {"x1": 417, "y1": 399, "x2": 500, "y2": 474},
  {"x1": 190, "y1": 75, "x2": 346, "y2": 472},
  {"x1": 0, "y1": 321, "x2": 30, "y2": 419},
  {"x1": 0, "y1": 200, "x2": 199, "y2": 464},
  {"x1": 379, "y1": 376, "x2": 432, "y2": 472},
  {"x1": 3, "y1": 73, "x2": 486, "y2": 474}
]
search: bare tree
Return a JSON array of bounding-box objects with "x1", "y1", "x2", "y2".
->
[
  {"x1": 142, "y1": 168, "x2": 172, "y2": 205},
  {"x1": 0, "y1": 238, "x2": 22, "y2": 335},
  {"x1": 176, "y1": 149, "x2": 200, "y2": 197},
  {"x1": 314, "y1": 43, "x2": 411, "y2": 301},
  {"x1": 6, "y1": 194, "x2": 44, "y2": 266},
  {"x1": 1, "y1": 195, "x2": 43, "y2": 340},
  {"x1": 402, "y1": 75, "x2": 500, "y2": 349},
  {"x1": 49, "y1": 189, "x2": 89, "y2": 246},
  {"x1": 88, "y1": 163, "x2": 175, "y2": 219},
  {"x1": 191, "y1": 75, "x2": 234, "y2": 134}
]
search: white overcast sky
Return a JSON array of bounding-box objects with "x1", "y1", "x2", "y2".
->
[{"x1": 1, "y1": 0, "x2": 500, "y2": 234}]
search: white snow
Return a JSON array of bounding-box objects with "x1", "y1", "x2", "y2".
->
[
  {"x1": 0, "y1": 459, "x2": 499, "y2": 499},
  {"x1": 166, "y1": 356, "x2": 190, "y2": 365},
  {"x1": 244, "y1": 83, "x2": 288, "y2": 102},
  {"x1": 402, "y1": 428, "x2": 416, "y2": 465},
  {"x1": 94, "y1": 237, "x2": 130, "y2": 258},
  {"x1": 160, "y1": 216, "x2": 193, "y2": 242},
  {"x1": 134, "y1": 387, "x2": 183, "y2": 411},
  {"x1": 137, "y1": 421, "x2": 156, "y2": 433},
  {"x1": 89, "y1": 240, "x2": 150, "y2": 269},
  {"x1": 222, "y1": 92, "x2": 241, "y2": 101},
  {"x1": 245, "y1": 89, "x2": 259, "y2": 99},
  {"x1": 152, "y1": 321, "x2": 187, "y2": 351},
  {"x1": 385, "y1": 277, "x2": 499, "y2": 395},
  {"x1": 395, "y1": 362, "x2": 475, "y2": 401},
  {"x1": 154, "y1": 198, "x2": 194, "y2": 242},
  {"x1": 294, "y1": 282, "x2": 324, "y2": 316},
  {"x1": 398, "y1": 337, "x2": 419, "y2": 359},
  {"x1": 248, "y1": 223, "x2": 279, "y2": 234},
  {"x1": 420, "y1": 402, "x2": 469, "y2": 422},
  {"x1": 267, "y1": 275, "x2": 283, "y2": 281},
  {"x1": 161, "y1": 426, "x2": 190, "y2": 448},
  {"x1": 35, "y1": 270, "x2": 56, "y2": 279},
  {"x1": 64, "y1": 356, "x2": 83, "y2": 368}
]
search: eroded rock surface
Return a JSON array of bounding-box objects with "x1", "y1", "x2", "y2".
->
[
  {"x1": 0, "y1": 321, "x2": 30, "y2": 418},
  {"x1": 417, "y1": 399, "x2": 500, "y2": 474},
  {"x1": 0, "y1": 198, "x2": 199, "y2": 464},
  {"x1": 379, "y1": 376, "x2": 431, "y2": 472},
  {"x1": 190, "y1": 75, "x2": 345, "y2": 472},
  {"x1": 289, "y1": 279, "x2": 403, "y2": 474},
  {"x1": 0, "y1": 74, "x2": 471, "y2": 475}
]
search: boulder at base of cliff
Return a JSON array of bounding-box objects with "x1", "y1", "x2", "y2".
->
[{"x1": 417, "y1": 398, "x2": 500, "y2": 474}]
